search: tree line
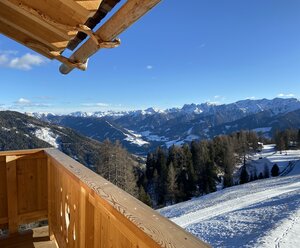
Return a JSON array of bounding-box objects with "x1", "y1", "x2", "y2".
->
[
  {"x1": 138, "y1": 130, "x2": 263, "y2": 208},
  {"x1": 274, "y1": 128, "x2": 300, "y2": 152},
  {"x1": 96, "y1": 128, "x2": 299, "y2": 208}
]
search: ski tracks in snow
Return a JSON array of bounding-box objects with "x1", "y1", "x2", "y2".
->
[{"x1": 171, "y1": 181, "x2": 300, "y2": 228}]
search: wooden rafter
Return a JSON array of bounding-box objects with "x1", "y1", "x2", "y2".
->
[
  {"x1": 60, "y1": 0, "x2": 161, "y2": 74},
  {"x1": 0, "y1": 0, "x2": 161, "y2": 74}
]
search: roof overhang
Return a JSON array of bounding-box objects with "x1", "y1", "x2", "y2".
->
[{"x1": 0, "y1": 0, "x2": 161, "y2": 74}]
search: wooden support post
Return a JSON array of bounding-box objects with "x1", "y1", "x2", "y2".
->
[
  {"x1": 47, "y1": 157, "x2": 54, "y2": 240},
  {"x1": 6, "y1": 158, "x2": 18, "y2": 234}
]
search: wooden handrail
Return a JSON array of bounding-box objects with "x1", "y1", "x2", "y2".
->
[{"x1": 0, "y1": 148, "x2": 210, "y2": 248}]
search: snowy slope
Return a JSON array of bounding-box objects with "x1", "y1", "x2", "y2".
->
[
  {"x1": 159, "y1": 147, "x2": 300, "y2": 248},
  {"x1": 233, "y1": 144, "x2": 300, "y2": 182},
  {"x1": 33, "y1": 127, "x2": 60, "y2": 148}
]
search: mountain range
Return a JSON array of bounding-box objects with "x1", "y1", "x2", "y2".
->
[
  {"x1": 29, "y1": 98, "x2": 300, "y2": 155},
  {"x1": 0, "y1": 111, "x2": 111, "y2": 170}
]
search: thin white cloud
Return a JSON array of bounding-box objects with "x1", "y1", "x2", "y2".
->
[
  {"x1": 0, "y1": 54, "x2": 9, "y2": 64},
  {"x1": 213, "y1": 95, "x2": 226, "y2": 102},
  {"x1": 12, "y1": 97, "x2": 50, "y2": 109},
  {"x1": 15, "y1": 98, "x2": 31, "y2": 105},
  {"x1": 246, "y1": 96, "x2": 256, "y2": 100},
  {"x1": 206, "y1": 101, "x2": 220, "y2": 105},
  {"x1": 277, "y1": 93, "x2": 295, "y2": 98},
  {"x1": 9, "y1": 53, "x2": 45, "y2": 70},
  {"x1": 146, "y1": 65, "x2": 153, "y2": 70},
  {"x1": 81, "y1": 102, "x2": 109, "y2": 107},
  {"x1": 0, "y1": 51, "x2": 45, "y2": 70}
]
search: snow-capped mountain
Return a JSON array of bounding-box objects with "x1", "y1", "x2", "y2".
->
[{"x1": 32, "y1": 98, "x2": 300, "y2": 155}]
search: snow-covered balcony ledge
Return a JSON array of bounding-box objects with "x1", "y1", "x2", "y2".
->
[{"x1": 0, "y1": 148, "x2": 209, "y2": 248}]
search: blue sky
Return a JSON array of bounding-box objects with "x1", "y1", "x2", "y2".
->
[{"x1": 0, "y1": 0, "x2": 300, "y2": 113}]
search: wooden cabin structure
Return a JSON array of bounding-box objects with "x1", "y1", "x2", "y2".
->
[
  {"x1": 0, "y1": 0, "x2": 160, "y2": 74},
  {"x1": 0, "y1": 148, "x2": 210, "y2": 247}
]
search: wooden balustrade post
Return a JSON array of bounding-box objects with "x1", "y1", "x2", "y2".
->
[
  {"x1": 47, "y1": 157, "x2": 54, "y2": 240},
  {"x1": 6, "y1": 158, "x2": 18, "y2": 234}
]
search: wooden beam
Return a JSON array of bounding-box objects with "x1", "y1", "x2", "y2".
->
[
  {"x1": 6, "y1": 159, "x2": 18, "y2": 233},
  {"x1": 0, "y1": 2, "x2": 69, "y2": 50},
  {"x1": 18, "y1": 210, "x2": 48, "y2": 224},
  {"x1": 75, "y1": 0, "x2": 103, "y2": 11},
  {"x1": 6, "y1": 0, "x2": 90, "y2": 27},
  {"x1": 0, "y1": 149, "x2": 46, "y2": 157},
  {"x1": 1, "y1": 0, "x2": 71, "y2": 40},
  {"x1": 59, "y1": 0, "x2": 161, "y2": 74},
  {"x1": 0, "y1": 22, "x2": 54, "y2": 59},
  {"x1": 56, "y1": 0, "x2": 100, "y2": 16}
]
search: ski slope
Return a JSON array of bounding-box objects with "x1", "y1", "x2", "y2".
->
[{"x1": 159, "y1": 146, "x2": 300, "y2": 247}]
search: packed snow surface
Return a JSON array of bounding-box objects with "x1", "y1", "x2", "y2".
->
[{"x1": 159, "y1": 145, "x2": 300, "y2": 247}]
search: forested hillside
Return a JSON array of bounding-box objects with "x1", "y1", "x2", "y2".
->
[
  {"x1": 139, "y1": 130, "x2": 268, "y2": 208},
  {"x1": 0, "y1": 111, "x2": 139, "y2": 198}
]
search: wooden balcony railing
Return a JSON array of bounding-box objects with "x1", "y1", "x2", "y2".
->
[{"x1": 0, "y1": 148, "x2": 209, "y2": 248}]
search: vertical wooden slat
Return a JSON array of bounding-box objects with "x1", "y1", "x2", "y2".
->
[
  {"x1": 79, "y1": 187, "x2": 86, "y2": 248},
  {"x1": 0, "y1": 156, "x2": 8, "y2": 221},
  {"x1": 47, "y1": 157, "x2": 54, "y2": 239},
  {"x1": 6, "y1": 159, "x2": 18, "y2": 233},
  {"x1": 94, "y1": 206, "x2": 101, "y2": 248},
  {"x1": 86, "y1": 198, "x2": 94, "y2": 248}
]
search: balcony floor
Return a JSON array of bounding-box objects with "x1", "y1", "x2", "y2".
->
[{"x1": 0, "y1": 226, "x2": 57, "y2": 248}]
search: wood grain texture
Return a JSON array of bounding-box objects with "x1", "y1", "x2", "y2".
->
[
  {"x1": 60, "y1": 0, "x2": 162, "y2": 74},
  {"x1": 0, "y1": 148, "x2": 209, "y2": 247},
  {"x1": 0, "y1": 151, "x2": 48, "y2": 235},
  {"x1": 0, "y1": 2, "x2": 68, "y2": 50},
  {"x1": 0, "y1": 226, "x2": 57, "y2": 248},
  {"x1": 45, "y1": 148, "x2": 210, "y2": 248},
  {"x1": 1, "y1": 0, "x2": 160, "y2": 73},
  {"x1": 16, "y1": 155, "x2": 48, "y2": 215},
  {"x1": 1, "y1": 0, "x2": 103, "y2": 62},
  {"x1": 6, "y1": 159, "x2": 18, "y2": 233},
  {"x1": 0, "y1": 156, "x2": 8, "y2": 221}
]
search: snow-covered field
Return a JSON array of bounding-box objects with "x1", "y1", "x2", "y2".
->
[{"x1": 159, "y1": 145, "x2": 300, "y2": 247}]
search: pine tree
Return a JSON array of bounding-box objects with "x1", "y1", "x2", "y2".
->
[
  {"x1": 271, "y1": 164, "x2": 280, "y2": 177},
  {"x1": 182, "y1": 144, "x2": 197, "y2": 197},
  {"x1": 139, "y1": 186, "x2": 152, "y2": 206},
  {"x1": 222, "y1": 140, "x2": 234, "y2": 188},
  {"x1": 151, "y1": 169, "x2": 159, "y2": 208},
  {"x1": 239, "y1": 165, "x2": 249, "y2": 184},
  {"x1": 156, "y1": 147, "x2": 168, "y2": 206},
  {"x1": 145, "y1": 152, "x2": 155, "y2": 180},
  {"x1": 166, "y1": 162, "x2": 177, "y2": 205}
]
